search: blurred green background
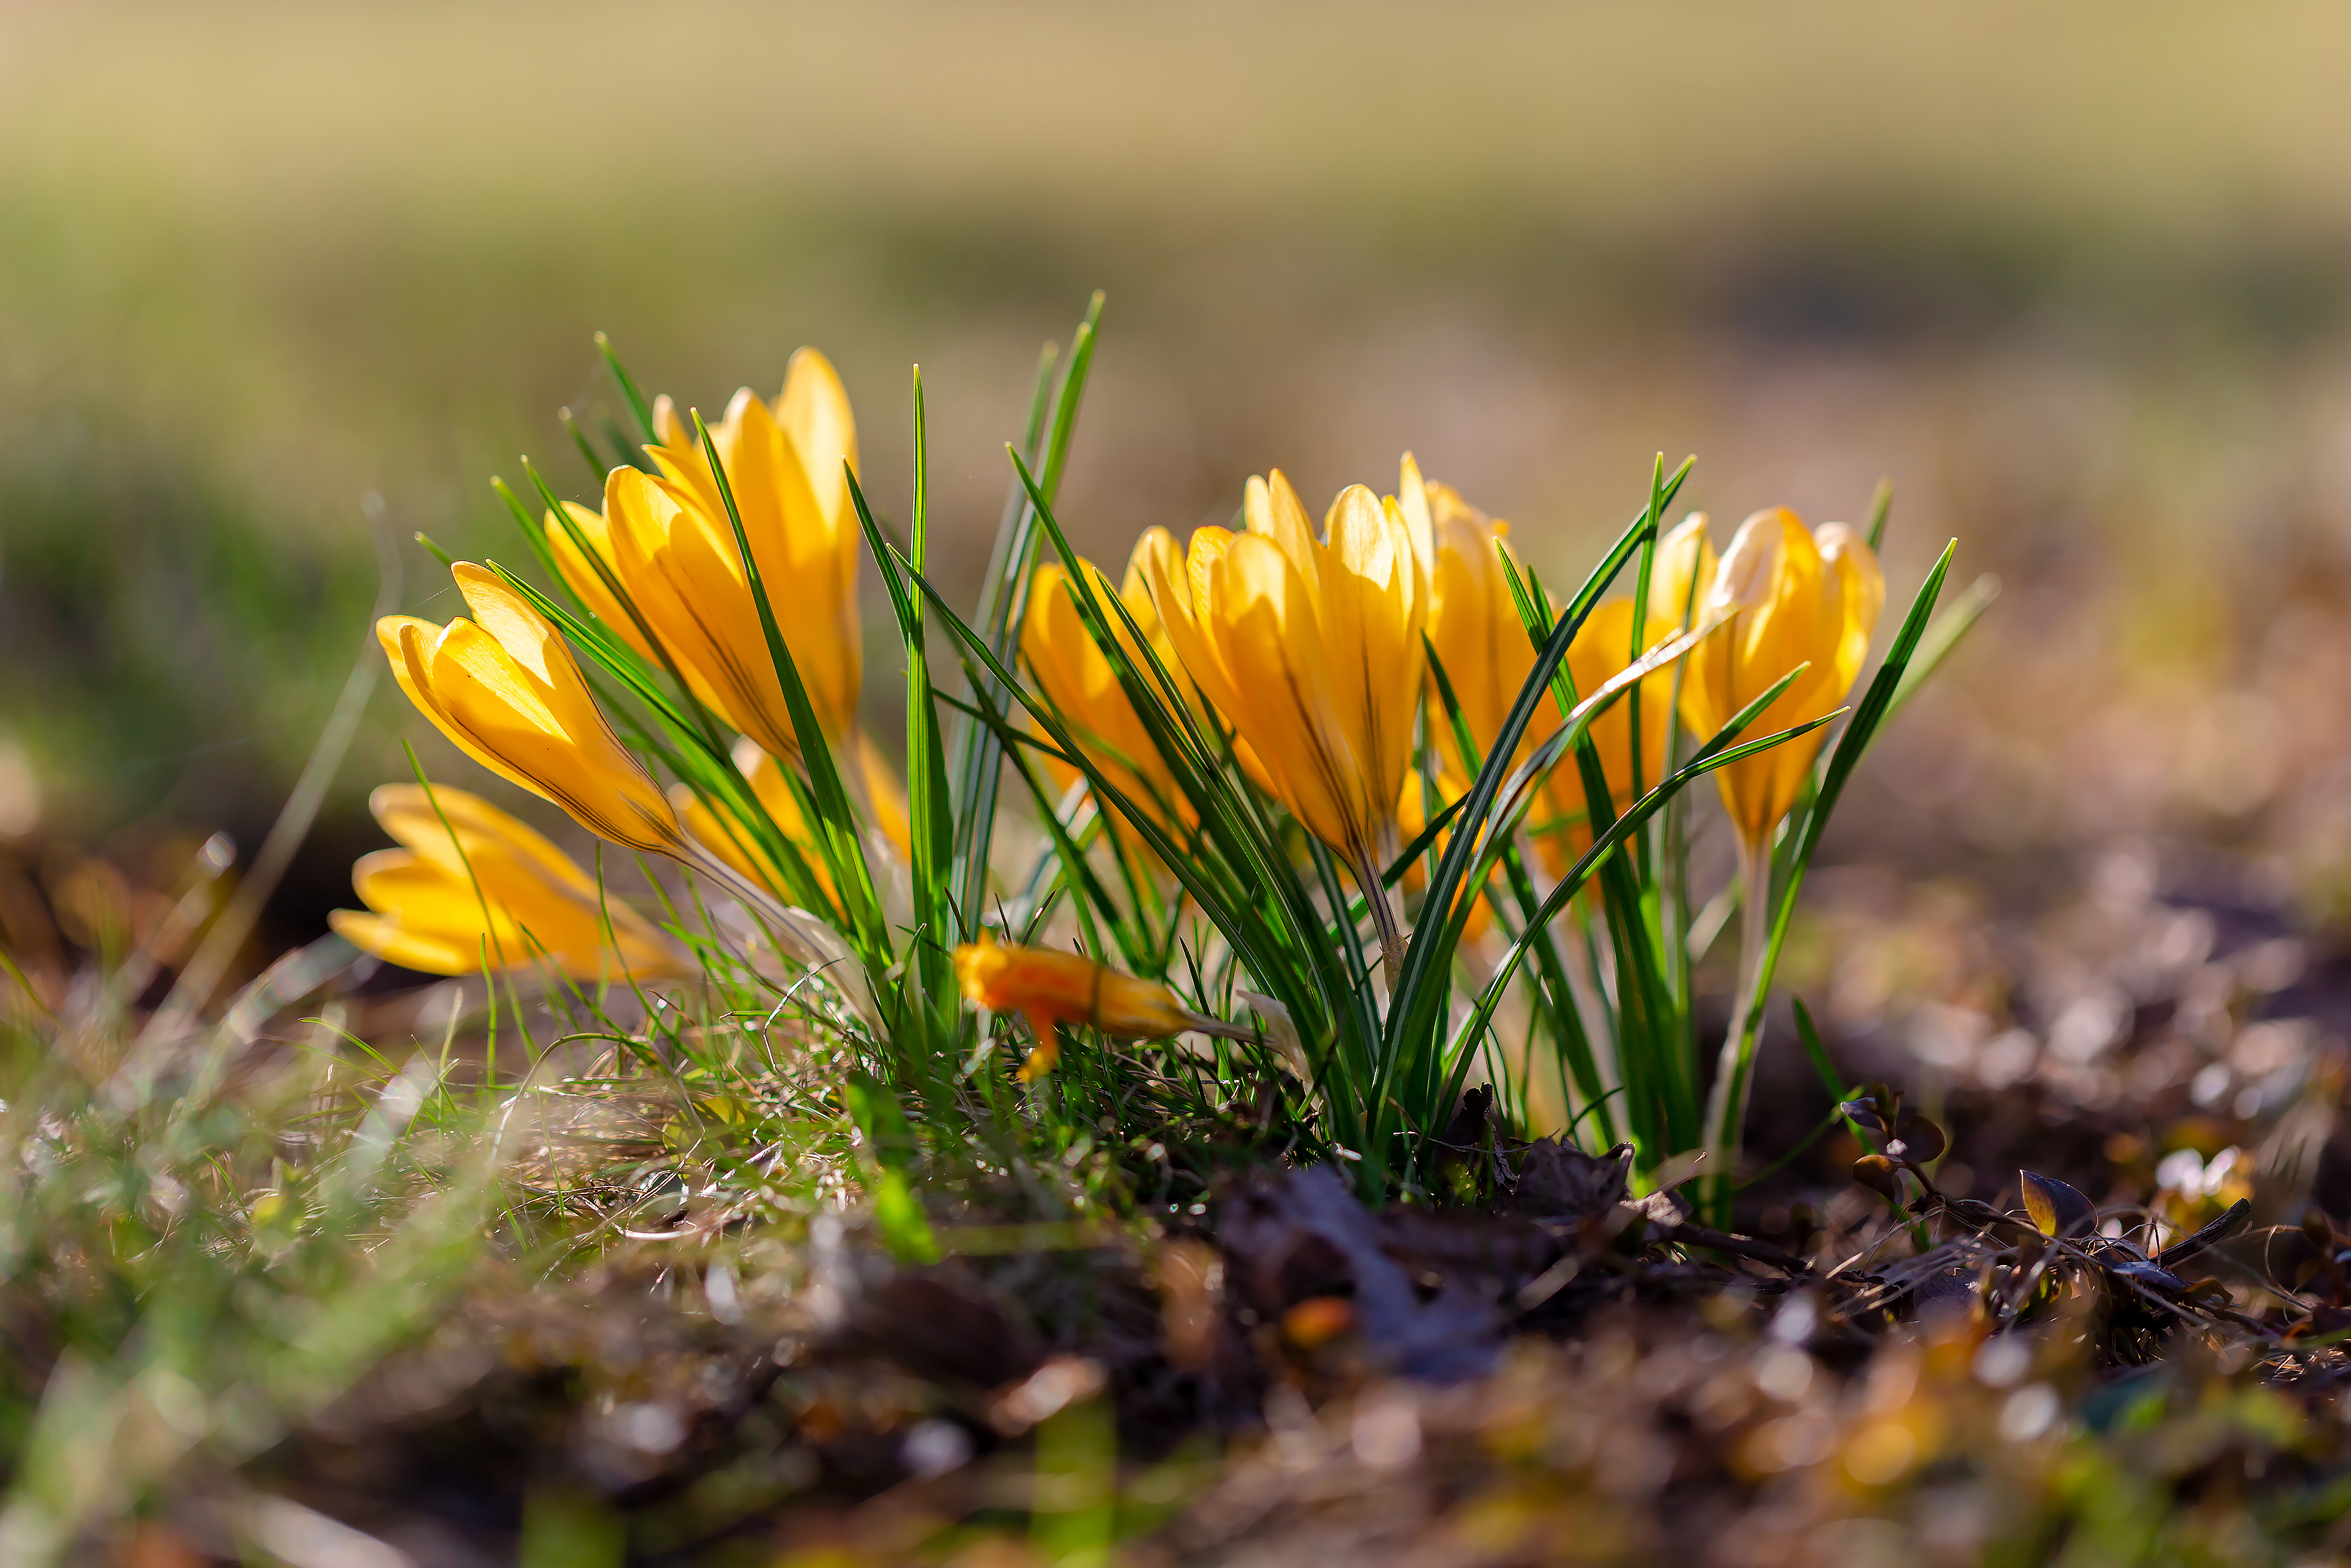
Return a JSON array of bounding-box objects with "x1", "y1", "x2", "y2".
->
[{"x1": 6, "y1": 0, "x2": 2351, "y2": 943}]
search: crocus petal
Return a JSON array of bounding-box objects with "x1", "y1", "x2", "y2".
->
[
  {"x1": 545, "y1": 501, "x2": 654, "y2": 663},
  {"x1": 370, "y1": 783, "x2": 595, "y2": 898},
  {"x1": 1024, "y1": 556, "x2": 1193, "y2": 838},
  {"x1": 640, "y1": 357, "x2": 863, "y2": 748},
  {"x1": 1245, "y1": 470, "x2": 1323, "y2": 593},
  {"x1": 775, "y1": 347, "x2": 859, "y2": 543},
  {"x1": 1210, "y1": 534, "x2": 1364, "y2": 854},
  {"x1": 1678, "y1": 508, "x2": 1883, "y2": 843},
  {"x1": 331, "y1": 910, "x2": 483, "y2": 977},
  {"x1": 383, "y1": 565, "x2": 681, "y2": 855},
  {"x1": 337, "y1": 784, "x2": 688, "y2": 983}
]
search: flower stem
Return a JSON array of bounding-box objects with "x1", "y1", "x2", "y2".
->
[
  {"x1": 1354, "y1": 846, "x2": 1406, "y2": 989},
  {"x1": 1702, "y1": 836, "x2": 1773, "y2": 1221}
]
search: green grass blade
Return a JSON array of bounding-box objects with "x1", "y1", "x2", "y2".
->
[
  {"x1": 1887, "y1": 571, "x2": 1998, "y2": 722},
  {"x1": 1706, "y1": 541, "x2": 1956, "y2": 1201},
  {"x1": 1434, "y1": 703, "x2": 1840, "y2": 1126},
  {"x1": 1864, "y1": 477, "x2": 1894, "y2": 552},
  {"x1": 902, "y1": 369, "x2": 959, "y2": 1015},
  {"x1": 899, "y1": 536, "x2": 1367, "y2": 1157},
  {"x1": 953, "y1": 296, "x2": 1105, "y2": 933},
  {"x1": 560, "y1": 407, "x2": 612, "y2": 484},
  {"x1": 690, "y1": 410, "x2": 889, "y2": 963},
  {"x1": 594, "y1": 331, "x2": 658, "y2": 446},
  {"x1": 948, "y1": 339, "x2": 1059, "y2": 920},
  {"x1": 1384, "y1": 461, "x2": 1692, "y2": 1087}
]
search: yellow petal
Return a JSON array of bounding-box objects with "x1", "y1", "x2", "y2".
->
[
  {"x1": 381, "y1": 617, "x2": 541, "y2": 800},
  {"x1": 1686, "y1": 508, "x2": 1884, "y2": 843},
  {"x1": 1395, "y1": 453, "x2": 1436, "y2": 585},
  {"x1": 648, "y1": 386, "x2": 861, "y2": 745},
  {"x1": 1815, "y1": 523, "x2": 1886, "y2": 694},
  {"x1": 1245, "y1": 471, "x2": 1322, "y2": 593},
  {"x1": 1024, "y1": 555, "x2": 1190, "y2": 838},
  {"x1": 411, "y1": 565, "x2": 681, "y2": 853},
  {"x1": 1321, "y1": 485, "x2": 1421, "y2": 823},
  {"x1": 1649, "y1": 512, "x2": 1717, "y2": 635},
  {"x1": 776, "y1": 347, "x2": 859, "y2": 536},
  {"x1": 330, "y1": 909, "x2": 481, "y2": 977},
  {"x1": 856, "y1": 731, "x2": 912, "y2": 861},
  {"x1": 1149, "y1": 527, "x2": 1243, "y2": 724},
  {"x1": 546, "y1": 500, "x2": 654, "y2": 662},
  {"x1": 1425, "y1": 506, "x2": 1550, "y2": 782},
  {"x1": 605, "y1": 467, "x2": 801, "y2": 759},
  {"x1": 345, "y1": 819, "x2": 680, "y2": 980},
  {"x1": 677, "y1": 743, "x2": 839, "y2": 907},
  {"x1": 1565, "y1": 599, "x2": 1676, "y2": 812},
  {"x1": 369, "y1": 782, "x2": 594, "y2": 898},
  {"x1": 1209, "y1": 533, "x2": 1364, "y2": 853},
  {"x1": 740, "y1": 376, "x2": 861, "y2": 738},
  {"x1": 677, "y1": 781, "x2": 787, "y2": 899}
]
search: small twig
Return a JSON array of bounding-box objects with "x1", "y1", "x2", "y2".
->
[{"x1": 1667, "y1": 1221, "x2": 1813, "y2": 1275}]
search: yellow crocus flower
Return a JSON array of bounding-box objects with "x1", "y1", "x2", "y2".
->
[
  {"x1": 642, "y1": 348, "x2": 863, "y2": 746},
  {"x1": 953, "y1": 932, "x2": 1235, "y2": 1081},
  {"x1": 677, "y1": 735, "x2": 912, "y2": 907},
  {"x1": 675, "y1": 737, "x2": 838, "y2": 906},
  {"x1": 1144, "y1": 469, "x2": 1427, "y2": 887},
  {"x1": 1417, "y1": 467, "x2": 1701, "y2": 867},
  {"x1": 330, "y1": 784, "x2": 686, "y2": 980},
  {"x1": 378, "y1": 564, "x2": 683, "y2": 855},
  {"x1": 1022, "y1": 536, "x2": 1195, "y2": 836},
  {"x1": 546, "y1": 465, "x2": 806, "y2": 764},
  {"x1": 1678, "y1": 508, "x2": 1884, "y2": 846}
]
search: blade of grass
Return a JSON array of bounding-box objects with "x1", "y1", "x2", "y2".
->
[
  {"x1": 595, "y1": 332, "x2": 658, "y2": 446},
  {"x1": 691, "y1": 410, "x2": 890, "y2": 964},
  {"x1": 953, "y1": 295, "x2": 1105, "y2": 932}
]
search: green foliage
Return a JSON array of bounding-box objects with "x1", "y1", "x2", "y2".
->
[
  {"x1": 0, "y1": 981, "x2": 496, "y2": 1562},
  {"x1": 411, "y1": 296, "x2": 1986, "y2": 1215}
]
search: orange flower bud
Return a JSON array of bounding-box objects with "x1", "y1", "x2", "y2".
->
[{"x1": 952, "y1": 934, "x2": 1215, "y2": 1081}]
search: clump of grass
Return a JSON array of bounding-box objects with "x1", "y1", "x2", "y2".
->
[{"x1": 329, "y1": 293, "x2": 1992, "y2": 1238}]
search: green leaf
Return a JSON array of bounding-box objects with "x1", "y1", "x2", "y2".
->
[
  {"x1": 844, "y1": 1075, "x2": 942, "y2": 1264},
  {"x1": 1433, "y1": 684, "x2": 1838, "y2": 1130},
  {"x1": 690, "y1": 408, "x2": 890, "y2": 965},
  {"x1": 560, "y1": 407, "x2": 613, "y2": 484},
  {"x1": 1387, "y1": 461, "x2": 1690, "y2": 1060},
  {"x1": 1382, "y1": 463, "x2": 1695, "y2": 1165},
  {"x1": 952, "y1": 294, "x2": 1106, "y2": 934},
  {"x1": 1865, "y1": 476, "x2": 1894, "y2": 552},
  {"x1": 898, "y1": 523, "x2": 1364, "y2": 1163},
  {"x1": 1706, "y1": 541, "x2": 1957, "y2": 1190},
  {"x1": 1887, "y1": 571, "x2": 1999, "y2": 722},
  {"x1": 872, "y1": 1168, "x2": 943, "y2": 1266},
  {"x1": 594, "y1": 331, "x2": 658, "y2": 446},
  {"x1": 895, "y1": 368, "x2": 959, "y2": 1035}
]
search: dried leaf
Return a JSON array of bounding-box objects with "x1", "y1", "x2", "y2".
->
[
  {"x1": 2107, "y1": 1259, "x2": 2188, "y2": 1295},
  {"x1": 2180, "y1": 1278, "x2": 2235, "y2": 1309},
  {"x1": 1852, "y1": 1155, "x2": 1906, "y2": 1206},
  {"x1": 2019, "y1": 1171, "x2": 2098, "y2": 1238},
  {"x1": 1512, "y1": 1139, "x2": 1632, "y2": 1225},
  {"x1": 1891, "y1": 1113, "x2": 1948, "y2": 1165},
  {"x1": 1840, "y1": 1100, "x2": 1888, "y2": 1136},
  {"x1": 1647, "y1": 1150, "x2": 1708, "y2": 1194},
  {"x1": 1218, "y1": 1166, "x2": 1496, "y2": 1382},
  {"x1": 2157, "y1": 1198, "x2": 2252, "y2": 1270}
]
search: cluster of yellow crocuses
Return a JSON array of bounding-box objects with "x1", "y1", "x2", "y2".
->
[
  {"x1": 1023, "y1": 457, "x2": 1884, "y2": 926},
  {"x1": 344, "y1": 354, "x2": 879, "y2": 1014},
  {"x1": 336, "y1": 344, "x2": 1882, "y2": 1060}
]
